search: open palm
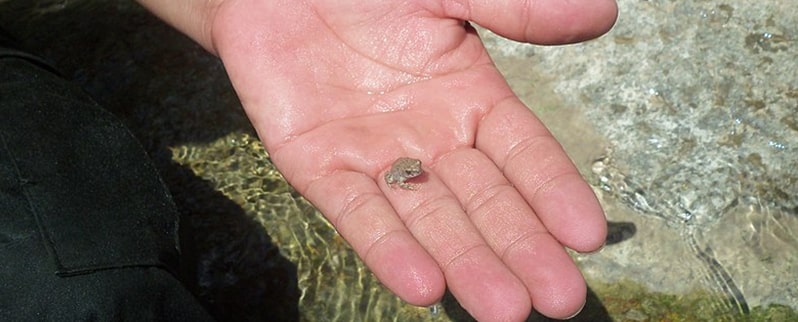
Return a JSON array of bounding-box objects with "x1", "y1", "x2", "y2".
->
[{"x1": 209, "y1": 0, "x2": 617, "y2": 319}]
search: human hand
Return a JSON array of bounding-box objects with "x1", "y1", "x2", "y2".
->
[{"x1": 204, "y1": 0, "x2": 616, "y2": 320}]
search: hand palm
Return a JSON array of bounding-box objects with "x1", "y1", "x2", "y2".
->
[{"x1": 211, "y1": 0, "x2": 615, "y2": 319}]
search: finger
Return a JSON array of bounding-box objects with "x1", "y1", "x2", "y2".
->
[
  {"x1": 380, "y1": 165, "x2": 532, "y2": 321},
  {"x1": 435, "y1": 148, "x2": 588, "y2": 318},
  {"x1": 302, "y1": 171, "x2": 445, "y2": 305},
  {"x1": 476, "y1": 98, "x2": 607, "y2": 252},
  {"x1": 440, "y1": 0, "x2": 618, "y2": 44}
]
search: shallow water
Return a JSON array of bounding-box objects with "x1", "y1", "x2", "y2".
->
[
  {"x1": 2, "y1": 0, "x2": 796, "y2": 320},
  {"x1": 483, "y1": 0, "x2": 798, "y2": 318}
]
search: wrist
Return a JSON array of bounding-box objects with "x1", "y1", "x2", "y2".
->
[{"x1": 136, "y1": 0, "x2": 226, "y2": 55}]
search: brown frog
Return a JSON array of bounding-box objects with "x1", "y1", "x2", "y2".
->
[{"x1": 384, "y1": 157, "x2": 423, "y2": 190}]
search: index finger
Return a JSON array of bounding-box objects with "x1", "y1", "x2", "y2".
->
[{"x1": 476, "y1": 97, "x2": 606, "y2": 252}]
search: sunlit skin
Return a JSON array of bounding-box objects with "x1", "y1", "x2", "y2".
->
[{"x1": 137, "y1": 0, "x2": 618, "y2": 320}]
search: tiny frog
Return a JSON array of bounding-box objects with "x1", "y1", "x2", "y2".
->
[{"x1": 384, "y1": 157, "x2": 423, "y2": 190}]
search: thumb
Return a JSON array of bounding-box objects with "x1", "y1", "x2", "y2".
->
[{"x1": 443, "y1": 0, "x2": 618, "y2": 45}]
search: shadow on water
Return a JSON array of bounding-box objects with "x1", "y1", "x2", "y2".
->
[
  {"x1": 441, "y1": 287, "x2": 612, "y2": 322},
  {"x1": 605, "y1": 221, "x2": 636, "y2": 246},
  {"x1": 1, "y1": 1, "x2": 299, "y2": 320}
]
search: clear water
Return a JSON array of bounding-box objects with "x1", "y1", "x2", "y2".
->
[{"x1": 483, "y1": 0, "x2": 798, "y2": 319}]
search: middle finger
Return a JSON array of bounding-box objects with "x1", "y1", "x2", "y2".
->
[
  {"x1": 379, "y1": 157, "x2": 532, "y2": 321},
  {"x1": 433, "y1": 148, "x2": 587, "y2": 318}
]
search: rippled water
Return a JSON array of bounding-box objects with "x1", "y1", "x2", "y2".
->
[
  {"x1": 484, "y1": 0, "x2": 798, "y2": 319},
  {"x1": 2, "y1": 0, "x2": 796, "y2": 321}
]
